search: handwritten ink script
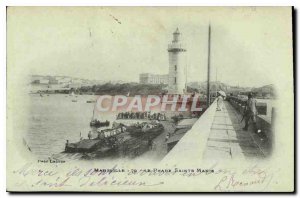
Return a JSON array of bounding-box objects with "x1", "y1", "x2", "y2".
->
[
  {"x1": 213, "y1": 164, "x2": 278, "y2": 192},
  {"x1": 11, "y1": 163, "x2": 278, "y2": 191}
]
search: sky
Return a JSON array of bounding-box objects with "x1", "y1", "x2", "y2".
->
[{"x1": 7, "y1": 7, "x2": 292, "y2": 87}]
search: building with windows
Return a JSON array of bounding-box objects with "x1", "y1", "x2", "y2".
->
[{"x1": 139, "y1": 73, "x2": 169, "y2": 84}]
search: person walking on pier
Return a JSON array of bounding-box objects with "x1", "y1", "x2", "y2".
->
[
  {"x1": 217, "y1": 91, "x2": 226, "y2": 111},
  {"x1": 243, "y1": 93, "x2": 258, "y2": 133},
  {"x1": 216, "y1": 92, "x2": 224, "y2": 111}
]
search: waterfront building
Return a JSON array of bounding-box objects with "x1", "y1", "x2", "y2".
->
[{"x1": 139, "y1": 73, "x2": 169, "y2": 84}]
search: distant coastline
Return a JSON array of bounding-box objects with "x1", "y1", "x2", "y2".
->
[{"x1": 28, "y1": 75, "x2": 276, "y2": 99}]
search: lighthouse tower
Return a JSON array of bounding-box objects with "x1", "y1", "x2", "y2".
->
[{"x1": 167, "y1": 28, "x2": 187, "y2": 94}]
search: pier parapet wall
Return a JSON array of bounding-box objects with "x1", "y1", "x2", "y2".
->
[{"x1": 227, "y1": 96, "x2": 275, "y2": 146}]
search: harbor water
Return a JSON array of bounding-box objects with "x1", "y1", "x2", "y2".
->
[{"x1": 27, "y1": 94, "x2": 115, "y2": 159}]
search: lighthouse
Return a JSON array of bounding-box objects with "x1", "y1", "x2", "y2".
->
[{"x1": 167, "y1": 28, "x2": 187, "y2": 94}]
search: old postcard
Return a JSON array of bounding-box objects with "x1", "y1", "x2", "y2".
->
[{"x1": 6, "y1": 7, "x2": 294, "y2": 192}]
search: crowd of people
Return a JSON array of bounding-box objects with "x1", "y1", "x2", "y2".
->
[{"x1": 116, "y1": 111, "x2": 167, "y2": 121}]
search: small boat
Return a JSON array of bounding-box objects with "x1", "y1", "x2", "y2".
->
[
  {"x1": 70, "y1": 91, "x2": 77, "y2": 97},
  {"x1": 90, "y1": 119, "x2": 110, "y2": 127},
  {"x1": 89, "y1": 103, "x2": 110, "y2": 127},
  {"x1": 126, "y1": 122, "x2": 164, "y2": 138},
  {"x1": 86, "y1": 100, "x2": 96, "y2": 103},
  {"x1": 65, "y1": 139, "x2": 103, "y2": 153},
  {"x1": 64, "y1": 126, "x2": 126, "y2": 154},
  {"x1": 70, "y1": 91, "x2": 77, "y2": 102}
]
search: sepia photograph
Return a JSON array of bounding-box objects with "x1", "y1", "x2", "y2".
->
[{"x1": 6, "y1": 6, "x2": 294, "y2": 192}]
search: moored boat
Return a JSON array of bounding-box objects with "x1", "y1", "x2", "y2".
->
[
  {"x1": 89, "y1": 102, "x2": 110, "y2": 128},
  {"x1": 63, "y1": 113, "x2": 164, "y2": 159},
  {"x1": 90, "y1": 119, "x2": 110, "y2": 127},
  {"x1": 86, "y1": 99, "x2": 96, "y2": 103},
  {"x1": 126, "y1": 122, "x2": 164, "y2": 138}
]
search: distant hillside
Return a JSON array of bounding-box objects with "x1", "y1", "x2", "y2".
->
[
  {"x1": 187, "y1": 81, "x2": 275, "y2": 98},
  {"x1": 187, "y1": 81, "x2": 234, "y2": 94},
  {"x1": 251, "y1": 84, "x2": 276, "y2": 98},
  {"x1": 79, "y1": 83, "x2": 168, "y2": 95}
]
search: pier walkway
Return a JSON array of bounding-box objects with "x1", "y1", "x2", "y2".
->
[
  {"x1": 162, "y1": 100, "x2": 269, "y2": 164},
  {"x1": 202, "y1": 101, "x2": 265, "y2": 160}
]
